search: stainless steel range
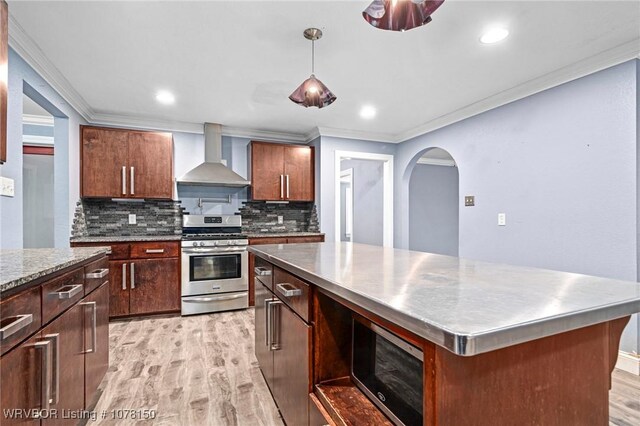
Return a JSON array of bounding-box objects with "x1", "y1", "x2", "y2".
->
[{"x1": 181, "y1": 214, "x2": 248, "y2": 315}]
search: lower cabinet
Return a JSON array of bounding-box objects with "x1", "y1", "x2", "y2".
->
[
  {"x1": 129, "y1": 258, "x2": 180, "y2": 315},
  {"x1": 0, "y1": 335, "x2": 41, "y2": 425},
  {"x1": 255, "y1": 277, "x2": 311, "y2": 426},
  {"x1": 82, "y1": 283, "x2": 109, "y2": 409}
]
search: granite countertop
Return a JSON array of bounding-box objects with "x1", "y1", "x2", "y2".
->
[
  {"x1": 1, "y1": 247, "x2": 110, "y2": 293},
  {"x1": 70, "y1": 235, "x2": 183, "y2": 243},
  {"x1": 246, "y1": 232, "x2": 325, "y2": 238},
  {"x1": 250, "y1": 242, "x2": 640, "y2": 356}
]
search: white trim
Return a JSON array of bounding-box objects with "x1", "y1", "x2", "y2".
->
[
  {"x1": 340, "y1": 168, "x2": 354, "y2": 242},
  {"x1": 22, "y1": 114, "x2": 54, "y2": 126},
  {"x1": 317, "y1": 126, "x2": 396, "y2": 144},
  {"x1": 416, "y1": 158, "x2": 457, "y2": 167},
  {"x1": 22, "y1": 135, "x2": 54, "y2": 145},
  {"x1": 335, "y1": 151, "x2": 394, "y2": 247},
  {"x1": 222, "y1": 126, "x2": 308, "y2": 143},
  {"x1": 615, "y1": 351, "x2": 640, "y2": 376}
]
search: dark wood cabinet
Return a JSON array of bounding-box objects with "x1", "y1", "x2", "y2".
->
[
  {"x1": 108, "y1": 261, "x2": 130, "y2": 317},
  {"x1": 82, "y1": 282, "x2": 109, "y2": 409},
  {"x1": 250, "y1": 141, "x2": 314, "y2": 201},
  {"x1": 129, "y1": 258, "x2": 180, "y2": 315},
  {"x1": 0, "y1": 1, "x2": 8, "y2": 164},
  {"x1": 0, "y1": 335, "x2": 41, "y2": 425},
  {"x1": 40, "y1": 305, "x2": 85, "y2": 426},
  {"x1": 254, "y1": 280, "x2": 274, "y2": 389},
  {"x1": 81, "y1": 126, "x2": 173, "y2": 199}
]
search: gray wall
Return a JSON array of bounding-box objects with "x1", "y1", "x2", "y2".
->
[
  {"x1": 395, "y1": 60, "x2": 639, "y2": 353},
  {"x1": 409, "y1": 164, "x2": 459, "y2": 256},
  {"x1": 341, "y1": 159, "x2": 384, "y2": 246}
]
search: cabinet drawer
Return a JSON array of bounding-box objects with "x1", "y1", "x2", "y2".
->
[
  {"x1": 254, "y1": 256, "x2": 273, "y2": 290},
  {"x1": 287, "y1": 236, "x2": 324, "y2": 244},
  {"x1": 41, "y1": 268, "x2": 85, "y2": 324},
  {"x1": 274, "y1": 267, "x2": 310, "y2": 322},
  {"x1": 0, "y1": 286, "x2": 41, "y2": 356},
  {"x1": 84, "y1": 257, "x2": 109, "y2": 295},
  {"x1": 108, "y1": 243, "x2": 130, "y2": 260},
  {"x1": 130, "y1": 241, "x2": 179, "y2": 259}
]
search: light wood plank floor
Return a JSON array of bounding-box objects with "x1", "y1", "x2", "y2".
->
[{"x1": 88, "y1": 310, "x2": 639, "y2": 426}]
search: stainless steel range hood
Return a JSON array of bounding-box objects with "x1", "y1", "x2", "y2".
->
[{"x1": 177, "y1": 123, "x2": 251, "y2": 187}]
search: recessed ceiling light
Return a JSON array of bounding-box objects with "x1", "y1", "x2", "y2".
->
[
  {"x1": 360, "y1": 105, "x2": 376, "y2": 119},
  {"x1": 155, "y1": 90, "x2": 175, "y2": 105},
  {"x1": 480, "y1": 28, "x2": 509, "y2": 44}
]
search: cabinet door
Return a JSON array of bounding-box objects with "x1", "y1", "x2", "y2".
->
[
  {"x1": 81, "y1": 283, "x2": 109, "y2": 409},
  {"x1": 108, "y1": 261, "x2": 130, "y2": 317},
  {"x1": 251, "y1": 142, "x2": 285, "y2": 200},
  {"x1": 255, "y1": 281, "x2": 274, "y2": 389},
  {"x1": 128, "y1": 131, "x2": 173, "y2": 199},
  {"x1": 129, "y1": 258, "x2": 180, "y2": 315},
  {"x1": 0, "y1": 335, "x2": 42, "y2": 425},
  {"x1": 273, "y1": 302, "x2": 311, "y2": 426},
  {"x1": 41, "y1": 306, "x2": 85, "y2": 426},
  {"x1": 81, "y1": 127, "x2": 129, "y2": 198},
  {"x1": 284, "y1": 145, "x2": 314, "y2": 201}
]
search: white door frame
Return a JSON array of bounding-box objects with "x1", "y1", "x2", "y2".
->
[{"x1": 335, "y1": 151, "x2": 394, "y2": 247}]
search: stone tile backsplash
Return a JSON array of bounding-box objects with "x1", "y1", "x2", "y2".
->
[
  {"x1": 71, "y1": 199, "x2": 183, "y2": 237},
  {"x1": 238, "y1": 201, "x2": 319, "y2": 234}
]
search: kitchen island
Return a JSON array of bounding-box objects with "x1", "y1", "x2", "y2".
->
[{"x1": 250, "y1": 242, "x2": 640, "y2": 426}]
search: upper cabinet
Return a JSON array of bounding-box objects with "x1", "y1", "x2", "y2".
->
[
  {"x1": 250, "y1": 141, "x2": 314, "y2": 201},
  {"x1": 81, "y1": 126, "x2": 173, "y2": 199},
  {"x1": 0, "y1": 1, "x2": 8, "y2": 164}
]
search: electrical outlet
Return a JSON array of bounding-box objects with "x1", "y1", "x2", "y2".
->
[
  {"x1": 128, "y1": 214, "x2": 137, "y2": 225},
  {"x1": 277, "y1": 216, "x2": 284, "y2": 224},
  {"x1": 498, "y1": 213, "x2": 506, "y2": 226},
  {"x1": 464, "y1": 196, "x2": 475, "y2": 206},
  {"x1": 0, "y1": 176, "x2": 15, "y2": 197}
]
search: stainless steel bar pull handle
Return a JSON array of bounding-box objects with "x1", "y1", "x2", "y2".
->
[
  {"x1": 280, "y1": 175, "x2": 284, "y2": 199},
  {"x1": 43, "y1": 333, "x2": 60, "y2": 405},
  {"x1": 265, "y1": 299, "x2": 273, "y2": 347},
  {"x1": 85, "y1": 268, "x2": 109, "y2": 279},
  {"x1": 0, "y1": 314, "x2": 33, "y2": 340},
  {"x1": 270, "y1": 300, "x2": 283, "y2": 351},
  {"x1": 145, "y1": 249, "x2": 165, "y2": 254},
  {"x1": 80, "y1": 302, "x2": 97, "y2": 354},
  {"x1": 50, "y1": 284, "x2": 83, "y2": 299},
  {"x1": 122, "y1": 263, "x2": 127, "y2": 290},
  {"x1": 286, "y1": 175, "x2": 290, "y2": 199},
  {"x1": 34, "y1": 340, "x2": 52, "y2": 411},
  {"x1": 254, "y1": 267, "x2": 272, "y2": 276},
  {"x1": 122, "y1": 166, "x2": 127, "y2": 195},
  {"x1": 277, "y1": 283, "x2": 302, "y2": 298},
  {"x1": 130, "y1": 166, "x2": 135, "y2": 195},
  {"x1": 130, "y1": 263, "x2": 135, "y2": 289}
]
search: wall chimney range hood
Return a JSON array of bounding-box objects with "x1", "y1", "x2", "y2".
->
[{"x1": 177, "y1": 123, "x2": 251, "y2": 187}]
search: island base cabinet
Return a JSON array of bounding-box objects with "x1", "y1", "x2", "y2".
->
[
  {"x1": 254, "y1": 280, "x2": 274, "y2": 387},
  {"x1": 82, "y1": 282, "x2": 109, "y2": 409},
  {"x1": 272, "y1": 302, "x2": 311, "y2": 426},
  {"x1": 0, "y1": 335, "x2": 42, "y2": 425},
  {"x1": 40, "y1": 305, "x2": 85, "y2": 426}
]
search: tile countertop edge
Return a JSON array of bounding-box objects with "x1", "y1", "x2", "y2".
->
[
  {"x1": 1, "y1": 248, "x2": 110, "y2": 294},
  {"x1": 249, "y1": 246, "x2": 640, "y2": 357}
]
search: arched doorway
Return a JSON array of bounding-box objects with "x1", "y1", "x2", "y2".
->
[{"x1": 408, "y1": 148, "x2": 459, "y2": 256}]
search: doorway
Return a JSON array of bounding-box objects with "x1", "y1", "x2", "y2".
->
[
  {"x1": 22, "y1": 94, "x2": 55, "y2": 248},
  {"x1": 335, "y1": 151, "x2": 393, "y2": 247},
  {"x1": 408, "y1": 148, "x2": 459, "y2": 256}
]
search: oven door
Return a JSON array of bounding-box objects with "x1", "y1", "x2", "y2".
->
[{"x1": 181, "y1": 248, "x2": 248, "y2": 296}]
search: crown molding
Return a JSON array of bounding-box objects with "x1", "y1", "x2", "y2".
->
[
  {"x1": 315, "y1": 126, "x2": 396, "y2": 144},
  {"x1": 416, "y1": 157, "x2": 456, "y2": 167},
  {"x1": 90, "y1": 112, "x2": 204, "y2": 134},
  {"x1": 8, "y1": 13, "x2": 94, "y2": 121},
  {"x1": 22, "y1": 135, "x2": 54, "y2": 145},
  {"x1": 22, "y1": 113, "x2": 54, "y2": 126},
  {"x1": 395, "y1": 38, "x2": 640, "y2": 143},
  {"x1": 221, "y1": 126, "x2": 307, "y2": 143}
]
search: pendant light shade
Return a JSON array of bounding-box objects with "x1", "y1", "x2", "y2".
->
[
  {"x1": 363, "y1": 0, "x2": 445, "y2": 32},
  {"x1": 289, "y1": 28, "x2": 337, "y2": 108}
]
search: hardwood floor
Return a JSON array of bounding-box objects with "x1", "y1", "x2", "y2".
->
[{"x1": 88, "y1": 310, "x2": 639, "y2": 426}]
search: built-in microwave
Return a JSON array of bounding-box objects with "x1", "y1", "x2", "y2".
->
[{"x1": 352, "y1": 315, "x2": 424, "y2": 426}]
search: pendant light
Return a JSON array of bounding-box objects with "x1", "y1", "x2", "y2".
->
[
  {"x1": 362, "y1": 0, "x2": 445, "y2": 32},
  {"x1": 289, "y1": 28, "x2": 337, "y2": 108}
]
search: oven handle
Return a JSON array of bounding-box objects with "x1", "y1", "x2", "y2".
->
[
  {"x1": 183, "y1": 293, "x2": 247, "y2": 303},
  {"x1": 182, "y1": 249, "x2": 247, "y2": 255}
]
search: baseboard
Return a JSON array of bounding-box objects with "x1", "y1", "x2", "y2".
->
[{"x1": 615, "y1": 351, "x2": 640, "y2": 375}]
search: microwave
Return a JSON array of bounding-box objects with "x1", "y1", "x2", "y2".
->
[{"x1": 352, "y1": 315, "x2": 424, "y2": 426}]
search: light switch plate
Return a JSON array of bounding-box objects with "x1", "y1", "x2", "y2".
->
[
  {"x1": 277, "y1": 216, "x2": 284, "y2": 224},
  {"x1": 498, "y1": 213, "x2": 506, "y2": 226},
  {"x1": 128, "y1": 214, "x2": 137, "y2": 225},
  {"x1": 464, "y1": 196, "x2": 475, "y2": 206},
  {"x1": 0, "y1": 176, "x2": 15, "y2": 197}
]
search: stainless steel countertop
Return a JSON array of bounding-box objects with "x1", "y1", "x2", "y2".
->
[
  {"x1": 1, "y1": 247, "x2": 110, "y2": 293},
  {"x1": 249, "y1": 242, "x2": 640, "y2": 356}
]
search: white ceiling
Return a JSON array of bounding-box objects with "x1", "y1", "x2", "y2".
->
[{"x1": 8, "y1": 1, "x2": 640, "y2": 142}]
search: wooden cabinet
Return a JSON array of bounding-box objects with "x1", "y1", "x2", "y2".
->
[
  {"x1": 73, "y1": 241, "x2": 181, "y2": 318},
  {"x1": 0, "y1": 1, "x2": 8, "y2": 164},
  {"x1": 250, "y1": 141, "x2": 314, "y2": 201},
  {"x1": 0, "y1": 335, "x2": 41, "y2": 425},
  {"x1": 82, "y1": 283, "x2": 109, "y2": 409},
  {"x1": 81, "y1": 126, "x2": 173, "y2": 199},
  {"x1": 254, "y1": 280, "x2": 274, "y2": 389}
]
